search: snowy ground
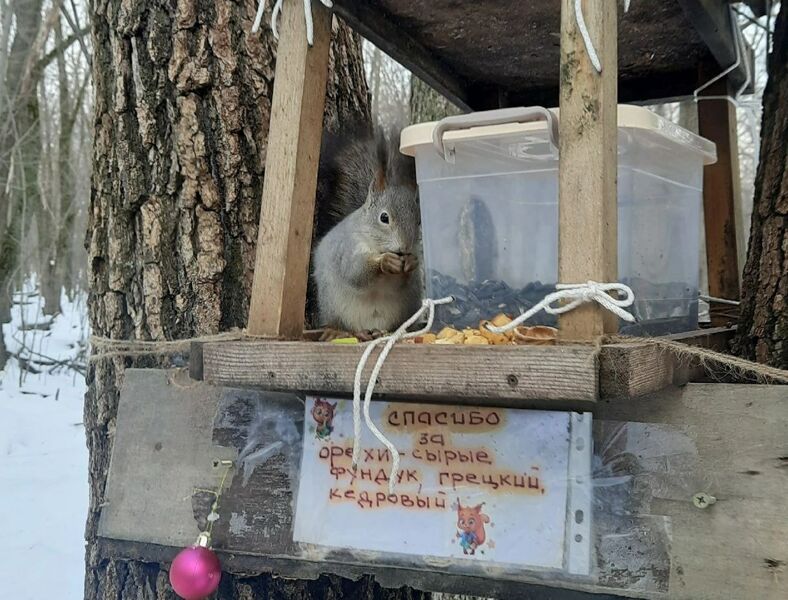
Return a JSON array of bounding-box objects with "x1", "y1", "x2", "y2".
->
[{"x1": 0, "y1": 282, "x2": 89, "y2": 599}]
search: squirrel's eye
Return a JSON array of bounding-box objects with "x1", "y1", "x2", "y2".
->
[{"x1": 379, "y1": 211, "x2": 390, "y2": 224}]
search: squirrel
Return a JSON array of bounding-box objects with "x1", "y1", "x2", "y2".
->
[{"x1": 312, "y1": 127, "x2": 422, "y2": 340}]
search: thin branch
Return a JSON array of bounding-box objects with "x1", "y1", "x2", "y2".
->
[
  {"x1": 35, "y1": 24, "x2": 89, "y2": 74},
  {"x1": 66, "y1": 0, "x2": 91, "y2": 66}
]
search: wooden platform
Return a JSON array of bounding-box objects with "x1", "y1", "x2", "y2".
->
[
  {"x1": 332, "y1": 0, "x2": 751, "y2": 109},
  {"x1": 190, "y1": 328, "x2": 735, "y2": 409},
  {"x1": 98, "y1": 370, "x2": 788, "y2": 600}
]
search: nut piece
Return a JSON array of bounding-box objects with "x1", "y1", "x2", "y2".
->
[
  {"x1": 479, "y1": 320, "x2": 511, "y2": 345},
  {"x1": 413, "y1": 333, "x2": 437, "y2": 344},
  {"x1": 491, "y1": 313, "x2": 513, "y2": 328},
  {"x1": 514, "y1": 325, "x2": 558, "y2": 345},
  {"x1": 437, "y1": 326, "x2": 461, "y2": 340},
  {"x1": 464, "y1": 335, "x2": 489, "y2": 345}
]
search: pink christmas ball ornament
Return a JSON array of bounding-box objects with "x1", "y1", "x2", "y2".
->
[{"x1": 169, "y1": 534, "x2": 222, "y2": 600}]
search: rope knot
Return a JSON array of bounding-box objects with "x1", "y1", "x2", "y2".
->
[{"x1": 552, "y1": 281, "x2": 636, "y2": 322}]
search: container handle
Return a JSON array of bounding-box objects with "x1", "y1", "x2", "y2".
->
[{"x1": 432, "y1": 107, "x2": 559, "y2": 160}]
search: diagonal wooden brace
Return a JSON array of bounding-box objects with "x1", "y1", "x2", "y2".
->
[{"x1": 248, "y1": 1, "x2": 332, "y2": 338}]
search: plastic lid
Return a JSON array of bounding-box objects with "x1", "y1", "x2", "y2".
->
[{"x1": 400, "y1": 105, "x2": 717, "y2": 164}]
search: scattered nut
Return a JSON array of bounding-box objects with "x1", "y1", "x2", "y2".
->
[
  {"x1": 413, "y1": 333, "x2": 437, "y2": 344},
  {"x1": 514, "y1": 325, "x2": 558, "y2": 345},
  {"x1": 478, "y1": 320, "x2": 510, "y2": 345},
  {"x1": 491, "y1": 313, "x2": 513, "y2": 328},
  {"x1": 437, "y1": 326, "x2": 460, "y2": 340}
]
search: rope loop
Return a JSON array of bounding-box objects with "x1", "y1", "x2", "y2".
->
[
  {"x1": 485, "y1": 281, "x2": 635, "y2": 335},
  {"x1": 252, "y1": 0, "x2": 333, "y2": 46},
  {"x1": 351, "y1": 296, "x2": 453, "y2": 493}
]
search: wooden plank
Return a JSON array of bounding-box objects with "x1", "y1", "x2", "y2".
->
[
  {"x1": 679, "y1": 0, "x2": 751, "y2": 90},
  {"x1": 200, "y1": 341, "x2": 600, "y2": 408},
  {"x1": 334, "y1": 1, "x2": 717, "y2": 109},
  {"x1": 97, "y1": 369, "x2": 235, "y2": 547},
  {"x1": 100, "y1": 372, "x2": 788, "y2": 600},
  {"x1": 247, "y1": 1, "x2": 331, "y2": 338},
  {"x1": 600, "y1": 342, "x2": 687, "y2": 399},
  {"x1": 331, "y1": 1, "x2": 471, "y2": 111},
  {"x1": 600, "y1": 327, "x2": 737, "y2": 398},
  {"x1": 558, "y1": 0, "x2": 618, "y2": 340},
  {"x1": 95, "y1": 539, "x2": 626, "y2": 600},
  {"x1": 595, "y1": 384, "x2": 788, "y2": 600},
  {"x1": 196, "y1": 330, "x2": 738, "y2": 402},
  {"x1": 697, "y1": 74, "x2": 742, "y2": 320}
]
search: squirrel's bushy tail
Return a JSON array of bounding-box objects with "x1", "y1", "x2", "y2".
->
[{"x1": 314, "y1": 126, "x2": 415, "y2": 241}]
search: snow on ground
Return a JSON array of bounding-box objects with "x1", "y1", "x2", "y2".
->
[{"x1": 0, "y1": 281, "x2": 89, "y2": 600}]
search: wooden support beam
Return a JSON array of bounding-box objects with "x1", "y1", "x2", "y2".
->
[
  {"x1": 558, "y1": 0, "x2": 618, "y2": 340},
  {"x1": 697, "y1": 74, "x2": 742, "y2": 321},
  {"x1": 247, "y1": 1, "x2": 331, "y2": 338}
]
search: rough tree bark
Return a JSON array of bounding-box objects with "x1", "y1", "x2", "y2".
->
[
  {"x1": 85, "y1": 1, "x2": 422, "y2": 598},
  {"x1": 734, "y1": 2, "x2": 787, "y2": 369},
  {"x1": 409, "y1": 76, "x2": 461, "y2": 124}
]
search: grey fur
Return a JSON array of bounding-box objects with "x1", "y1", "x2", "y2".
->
[{"x1": 313, "y1": 128, "x2": 423, "y2": 332}]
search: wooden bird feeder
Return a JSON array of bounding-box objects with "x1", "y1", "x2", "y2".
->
[{"x1": 98, "y1": 2, "x2": 787, "y2": 599}]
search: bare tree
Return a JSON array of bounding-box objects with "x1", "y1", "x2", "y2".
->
[{"x1": 0, "y1": 0, "x2": 92, "y2": 365}]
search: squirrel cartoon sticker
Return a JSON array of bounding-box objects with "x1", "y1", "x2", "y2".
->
[
  {"x1": 456, "y1": 501, "x2": 491, "y2": 556},
  {"x1": 311, "y1": 398, "x2": 337, "y2": 439}
]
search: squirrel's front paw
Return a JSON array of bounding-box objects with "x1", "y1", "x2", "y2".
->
[
  {"x1": 402, "y1": 253, "x2": 418, "y2": 274},
  {"x1": 379, "y1": 252, "x2": 405, "y2": 274}
]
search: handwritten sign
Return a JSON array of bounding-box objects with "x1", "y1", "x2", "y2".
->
[{"x1": 293, "y1": 398, "x2": 591, "y2": 572}]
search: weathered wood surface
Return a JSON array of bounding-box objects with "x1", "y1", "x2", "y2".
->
[
  {"x1": 594, "y1": 383, "x2": 788, "y2": 600},
  {"x1": 195, "y1": 329, "x2": 738, "y2": 404},
  {"x1": 558, "y1": 0, "x2": 618, "y2": 340},
  {"x1": 199, "y1": 341, "x2": 600, "y2": 407},
  {"x1": 600, "y1": 327, "x2": 737, "y2": 398},
  {"x1": 331, "y1": 1, "x2": 745, "y2": 108},
  {"x1": 698, "y1": 74, "x2": 742, "y2": 319},
  {"x1": 100, "y1": 371, "x2": 788, "y2": 600},
  {"x1": 247, "y1": 1, "x2": 331, "y2": 338}
]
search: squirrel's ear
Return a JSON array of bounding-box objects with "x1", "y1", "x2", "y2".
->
[
  {"x1": 372, "y1": 131, "x2": 389, "y2": 192},
  {"x1": 372, "y1": 165, "x2": 387, "y2": 193}
]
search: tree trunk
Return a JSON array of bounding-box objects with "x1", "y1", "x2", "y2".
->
[
  {"x1": 409, "y1": 76, "x2": 461, "y2": 123},
  {"x1": 734, "y1": 2, "x2": 787, "y2": 369},
  {"x1": 85, "y1": 1, "x2": 422, "y2": 598},
  {"x1": 37, "y1": 15, "x2": 73, "y2": 316},
  {"x1": 0, "y1": 0, "x2": 43, "y2": 367}
]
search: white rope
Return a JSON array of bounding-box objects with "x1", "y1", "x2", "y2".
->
[
  {"x1": 252, "y1": 0, "x2": 333, "y2": 46},
  {"x1": 574, "y1": 0, "x2": 602, "y2": 73},
  {"x1": 351, "y1": 297, "x2": 453, "y2": 493},
  {"x1": 486, "y1": 281, "x2": 636, "y2": 334},
  {"x1": 574, "y1": 1, "x2": 633, "y2": 74}
]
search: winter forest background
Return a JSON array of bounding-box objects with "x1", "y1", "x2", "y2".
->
[{"x1": 0, "y1": 1, "x2": 780, "y2": 598}]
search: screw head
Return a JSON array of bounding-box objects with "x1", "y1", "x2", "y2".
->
[{"x1": 692, "y1": 492, "x2": 717, "y2": 509}]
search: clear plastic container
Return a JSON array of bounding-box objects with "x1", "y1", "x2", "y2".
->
[{"x1": 401, "y1": 106, "x2": 717, "y2": 335}]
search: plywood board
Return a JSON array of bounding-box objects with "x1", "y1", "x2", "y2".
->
[{"x1": 100, "y1": 371, "x2": 788, "y2": 599}]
